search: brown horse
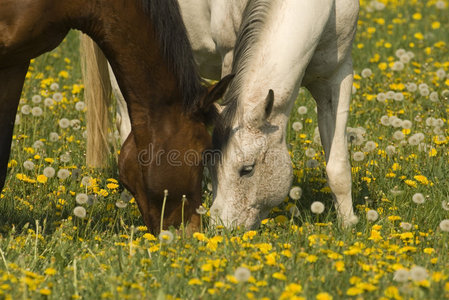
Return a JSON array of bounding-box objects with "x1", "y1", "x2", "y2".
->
[{"x1": 0, "y1": 0, "x2": 231, "y2": 233}]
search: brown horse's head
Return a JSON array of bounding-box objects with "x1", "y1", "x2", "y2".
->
[{"x1": 118, "y1": 76, "x2": 233, "y2": 234}]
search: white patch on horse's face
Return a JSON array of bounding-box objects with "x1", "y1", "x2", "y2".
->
[{"x1": 211, "y1": 122, "x2": 293, "y2": 229}]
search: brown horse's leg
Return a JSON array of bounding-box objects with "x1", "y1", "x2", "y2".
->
[{"x1": 0, "y1": 63, "x2": 29, "y2": 190}]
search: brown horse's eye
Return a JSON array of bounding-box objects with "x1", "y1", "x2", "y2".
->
[{"x1": 239, "y1": 164, "x2": 255, "y2": 177}]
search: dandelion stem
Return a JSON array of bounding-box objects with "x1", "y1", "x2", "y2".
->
[
  {"x1": 160, "y1": 189, "x2": 168, "y2": 233},
  {"x1": 0, "y1": 247, "x2": 9, "y2": 274},
  {"x1": 181, "y1": 195, "x2": 186, "y2": 239},
  {"x1": 34, "y1": 219, "x2": 39, "y2": 263}
]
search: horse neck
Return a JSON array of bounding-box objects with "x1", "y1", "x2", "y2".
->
[{"x1": 65, "y1": 0, "x2": 186, "y2": 111}]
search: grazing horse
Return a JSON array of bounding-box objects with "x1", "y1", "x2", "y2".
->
[
  {"x1": 0, "y1": 0, "x2": 231, "y2": 233},
  {"x1": 88, "y1": 0, "x2": 359, "y2": 229}
]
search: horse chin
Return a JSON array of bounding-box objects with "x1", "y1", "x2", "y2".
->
[{"x1": 209, "y1": 202, "x2": 270, "y2": 230}]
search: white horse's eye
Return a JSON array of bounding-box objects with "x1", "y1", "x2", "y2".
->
[{"x1": 239, "y1": 164, "x2": 255, "y2": 177}]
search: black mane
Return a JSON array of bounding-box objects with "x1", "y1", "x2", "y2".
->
[{"x1": 141, "y1": 0, "x2": 204, "y2": 112}]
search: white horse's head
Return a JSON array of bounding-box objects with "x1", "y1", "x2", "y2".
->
[{"x1": 210, "y1": 90, "x2": 293, "y2": 229}]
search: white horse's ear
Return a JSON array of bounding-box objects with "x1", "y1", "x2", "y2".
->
[{"x1": 248, "y1": 89, "x2": 274, "y2": 128}]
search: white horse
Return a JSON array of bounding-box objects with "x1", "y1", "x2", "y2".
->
[{"x1": 88, "y1": 0, "x2": 359, "y2": 229}]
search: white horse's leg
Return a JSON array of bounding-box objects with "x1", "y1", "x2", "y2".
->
[
  {"x1": 307, "y1": 58, "x2": 358, "y2": 227},
  {"x1": 108, "y1": 64, "x2": 132, "y2": 145},
  {"x1": 221, "y1": 50, "x2": 234, "y2": 77}
]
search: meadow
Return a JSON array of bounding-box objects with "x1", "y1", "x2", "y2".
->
[{"x1": 1, "y1": 0, "x2": 449, "y2": 299}]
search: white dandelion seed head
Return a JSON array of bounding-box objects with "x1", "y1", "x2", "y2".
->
[
  {"x1": 391, "y1": 61, "x2": 404, "y2": 71},
  {"x1": 393, "y1": 92, "x2": 404, "y2": 102},
  {"x1": 21, "y1": 105, "x2": 31, "y2": 115},
  {"x1": 234, "y1": 267, "x2": 251, "y2": 282},
  {"x1": 415, "y1": 133, "x2": 425, "y2": 142},
  {"x1": 353, "y1": 151, "x2": 365, "y2": 162},
  {"x1": 442, "y1": 89, "x2": 449, "y2": 99},
  {"x1": 305, "y1": 148, "x2": 316, "y2": 158},
  {"x1": 58, "y1": 118, "x2": 70, "y2": 129},
  {"x1": 425, "y1": 117, "x2": 435, "y2": 127},
  {"x1": 53, "y1": 92, "x2": 63, "y2": 102},
  {"x1": 373, "y1": 1, "x2": 386, "y2": 10},
  {"x1": 408, "y1": 135, "x2": 420, "y2": 146},
  {"x1": 158, "y1": 230, "x2": 174, "y2": 244},
  {"x1": 311, "y1": 201, "x2": 325, "y2": 214},
  {"x1": 399, "y1": 54, "x2": 411, "y2": 64},
  {"x1": 207, "y1": 182, "x2": 213, "y2": 192},
  {"x1": 364, "y1": 141, "x2": 377, "y2": 152},
  {"x1": 23, "y1": 160, "x2": 35, "y2": 170},
  {"x1": 60, "y1": 153, "x2": 71, "y2": 163},
  {"x1": 412, "y1": 193, "x2": 425, "y2": 204},
  {"x1": 401, "y1": 120, "x2": 412, "y2": 129},
  {"x1": 292, "y1": 121, "x2": 303, "y2": 132},
  {"x1": 406, "y1": 51, "x2": 415, "y2": 60},
  {"x1": 50, "y1": 83, "x2": 59, "y2": 91},
  {"x1": 439, "y1": 219, "x2": 449, "y2": 232},
  {"x1": 81, "y1": 176, "x2": 92, "y2": 187},
  {"x1": 434, "y1": 118, "x2": 444, "y2": 127},
  {"x1": 44, "y1": 98, "x2": 54, "y2": 107},
  {"x1": 196, "y1": 206, "x2": 207, "y2": 215},
  {"x1": 376, "y1": 92, "x2": 387, "y2": 102},
  {"x1": 73, "y1": 206, "x2": 87, "y2": 219},
  {"x1": 392, "y1": 131, "x2": 405, "y2": 140},
  {"x1": 31, "y1": 95, "x2": 42, "y2": 104},
  {"x1": 406, "y1": 83, "x2": 417, "y2": 92},
  {"x1": 70, "y1": 119, "x2": 81, "y2": 130},
  {"x1": 436, "y1": 68, "x2": 446, "y2": 80},
  {"x1": 305, "y1": 159, "x2": 319, "y2": 169},
  {"x1": 297, "y1": 106, "x2": 308, "y2": 115},
  {"x1": 429, "y1": 92, "x2": 439, "y2": 102},
  {"x1": 289, "y1": 186, "x2": 302, "y2": 200},
  {"x1": 400, "y1": 222, "x2": 412, "y2": 231},
  {"x1": 361, "y1": 68, "x2": 373, "y2": 78},
  {"x1": 57, "y1": 168, "x2": 70, "y2": 180},
  {"x1": 409, "y1": 266, "x2": 428, "y2": 282},
  {"x1": 115, "y1": 201, "x2": 128, "y2": 209},
  {"x1": 419, "y1": 88, "x2": 430, "y2": 97},
  {"x1": 33, "y1": 140, "x2": 44, "y2": 149},
  {"x1": 433, "y1": 127, "x2": 443, "y2": 135},
  {"x1": 395, "y1": 49, "x2": 406, "y2": 58},
  {"x1": 76, "y1": 193, "x2": 88, "y2": 205},
  {"x1": 49, "y1": 132, "x2": 59, "y2": 142},
  {"x1": 436, "y1": 0, "x2": 447, "y2": 9},
  {"x1": 385, "y1": 145, "x2": 396, "y2": 156},
  {"x1": 366, "y1": 209, "x2": 379, "y2": 222},
  {"x1": 418, "y1": 83, "x2": 429, "y2": 91},
  {"x1": 380, "y1": 115, "x2": 390, "y2": 126},
  {"x1": 386, "y1": 91, "x2": 395, "y2": 99},
  {"x1": 43, "y1": 167, "x2": 55, "y2": 178},
  {"x1": 442, "y1": 200, "x2": 449, "y2": 211},
  {"x1": 393, "y1": 268, "x2": 409, "y2": 283},
  {"x1": 75, "y1": 101, "x2": 85, "y2": 111},
  {"x1": 391, "y1": 118, "x2": 403, "y2": 128}
]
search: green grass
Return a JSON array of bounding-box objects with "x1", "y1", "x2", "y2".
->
[{"x1": 1, "y1": 1, "x2": 449, "y2": 299}]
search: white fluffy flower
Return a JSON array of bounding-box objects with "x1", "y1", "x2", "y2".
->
[
  {"x1": 292, "y1": 121, "x2": 303, "y2": 131},
  {"x1": 81, "y1": 176, "x2": 92, "y2": 187},
  {"x1": 409, "y1": 266, "x2": 428, "y2": 282},
  {"x1": 400, "y1": 222, "x2": 412, "y2": 231},
  {"x1": 412, "y1": 193, "x2": 425, "y2": 204},
  {"x1": 289, "y1": 186, "x2": 302, "y2": 200},
  {"x1": 44, "y1": 98, "x2": 54, "y2": 107},
  {"x1": 429, "y1": 91, "x2": 439, "y2": 102},
  {"x1": 305, "y1": 148, "x2": 316, "y2": 158},
  {"x1": 73, "y1": 206, "x2": 87, "y2": 219},
  {"x1": 75, "y1": 101, "x2": 85, "y2": 111},
  {"x1": 392, "y1": 131, "x2": 405, "y2": 140},
  {"x1": 50, "y1": 83, "x2": 60, "y2": 91},
  {"x1": 58, "y1": 118, "x2": 70, "y2": 129},
  {"x1": 115, "y1": 201, "x2": 128, "y2": 208},
  {"x1": 439, "y1": 219, "x2": 449, "y2": 232},
  {"x1": 57, "y1": 169, "x2": 70, "y2": 180},
  {"x1": 32, "y1": 95, "x2": 42, "y2": 104},
  {"x1": 361, "y1": 68, "x2": 372, "y2": 78},
  {"x1": 53, "y1": 92, "x2": 63, "y2": 102},
  {"x1": 234, "y1": 267, "x2": 251, "y2": 282},
  {"x1": 297, "y1": 106, "x2": 308, "y2": 115},
  {"x1": 393, "y1": 269, "x2": 409, "y2": 283},
  {"x1": 49, "y1": 132, "x2": 59, "y2": 142},
  {"x1": 311, "y1": 201, "x2": 325, "y2": 214},
  {"x1": 196, "y1": 206, "x2": 207, "y2": 215},
  {"x1": 376, "y1": 93, "x2": 387, "y2": 102},
  {"x1": 21, "y1": 105, "x2": 31, "y2": 115},
  {"x1": 401, "y1": 120, "x2": 412, "y2": 129},
  {"x1": 43, "y1": 167, "x2": 55, "y2": 178},
  {"x1": 385, "y1": 145, "x2": 396, "y2": 156},
  {"x1": 33, "y1": 140, "x2": 44, "y2": 149},
  {"x1": 76, "y1": 193, "x2": 89, "y2": 205},
  {"x1": 352, "y1": 151, "x2": 365, "y2": 162},
  {"x1": 442, "y1": 200, "x2": 449, "y2": 211},
  {"x1": 23, "y1": 160, "x2": 35, "y2": 170},
  {"x1": 366, "y1": 209, "x2": 379, "y2": 222},
  {"x1": 159, "y1": 230, "x2": 174, "y2": 244}
]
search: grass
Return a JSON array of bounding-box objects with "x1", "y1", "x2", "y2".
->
[{"x1": 1, "y1": 1, "x2": 449, "y2": 299}]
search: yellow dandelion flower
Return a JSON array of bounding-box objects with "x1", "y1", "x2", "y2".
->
[
  {"x1": 37, "y1": 175, "x2": 47, "y2": 184},
  {"x1": 316, "y1": 292, "x2": 333, "y2": 300}
]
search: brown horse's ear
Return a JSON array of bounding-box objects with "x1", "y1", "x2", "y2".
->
[{"x1": 200, "y1": 74, "x2": 234, "y2": 110}]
